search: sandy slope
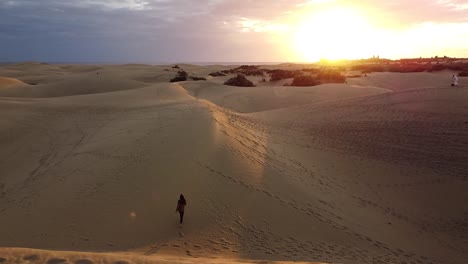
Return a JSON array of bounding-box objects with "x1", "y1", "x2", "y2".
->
[
  {"x1": 181, "y1": 81, "x2": 389, "y2": 113},
  {"x1": 0, "y1": 77, "x2": 27, "y2": 89},
  {"x1": 0, "y1": 63, "x2": 467, "y2": 264},
  {"x1": 346, "y1": 71, "x2": 456, "y2": 92}
]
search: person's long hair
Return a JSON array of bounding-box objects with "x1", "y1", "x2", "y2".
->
[{"x1": 179, "y1": 194, "x2": 186, "y2": 204}]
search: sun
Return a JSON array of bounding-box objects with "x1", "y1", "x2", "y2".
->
[{"x1": 292, "y1": 7, "x2": 379, "y2": 62}]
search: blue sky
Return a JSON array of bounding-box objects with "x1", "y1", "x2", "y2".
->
[{"x1": 1, "y1": 0, "x2": 468, "y2": 62}]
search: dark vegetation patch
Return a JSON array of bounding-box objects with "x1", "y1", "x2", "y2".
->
[
  {"x1": 289, "y1": 69, "x2": 346, "y2": 86},
  {"x1": 458, "y1": 71, "x2": 468, "y2": 77},
  {"x1": 387, "y1": 64, "x2": 428, "y2": 73},
  {"x1": 446, "y1": 63, "x2": 468, "y2": 71},
  {"x1": 190, "y1": 76, "x2": 206, "y2": 81},
  {"x1": 213, "y1": 65, "x2": 343, "y2": 86},
  {"x1": 170, "y1": 70, "x2": 188, "y2": 82},
  {"x1": 221, "y1": 65, "x2": 264, "y2": 76},
  {"x1": 428, "y1": 64, "x2": 446, "y2": 72},
  {"x1": 264, "y1": 67, "x2": 345, "y2": 86},
  {"x1": 351, "y1": 58, "x2": 468, "y2": 74},
  {"x1": 224, "y1": 74, "x2": 255, "y2": 87},
  {"x1": 267, "y1": 69, "x2": 299, "y2": 81},
  {"x1": 301, "y1": 68, "x2": 320, "y2": 74},
  {"x1": 169, "y1": 66, "x2": 208, "y2": 82},
  {"x1": 290, "y1": 75, "x2": 321, "y2": 86},
  {"x1": 208, "y1": 71, "x2": 226, "y2": 77},
  {"x1": 317, "y1": 69, "x2": 346, "y2": 83}
]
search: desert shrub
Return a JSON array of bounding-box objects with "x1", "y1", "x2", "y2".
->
[
  {"x1": 237, "y1": 65, "x2": 257, "y2": 70},
  {"x1": 458, "y1": 71, "x2": 468, "y2": 77},
  {"x1": 428, "y1": 64, "x2": 447, "y2": 72},
  {"x1": 219, "y1": 65, "x2": 264, "y2": 76},
  {"x1": 290, "y1": 75, "x2": 320, "y2": 86},
  {"x1": 447, "y1": 62, "x2": 468, "y2": 71},
  {"x1": 208, "y1": 71, "x2": 226, "y2": 77},
  {"x1": 447, "y1": 65, "x2": 464, "y2": 71},
  {"x1": 301, "y1": 68, "x2": 319, "y2": 74},
  {"x1": 170, "y1": 70, "x2": 188, "y2": 82},
  {"x1": 224, "y1": 74, "x2": 255, "y2": 87},
  {"x1": 221, "y1": 69, "x2": 233, "y2": 74},
  {"x1": 268, "y1": 70, "x2": 298, "y2": 81},
  {"x1": 190, "y1": 76, "x2": 206, "y2": 81},
  {"x1": 317, "y1": 69, "x2": 346, "y2": 83},
  {"x1": 243, "y1": 69, "x2": 264, "y2": 76},
  {"x1": 347, "y1": 74, "x2": 363, "y2": 78},
  {"x1": 388, "y1": 64, "x2": 427, "y2": 73},
  {"x1": 237, "y1": 65, "x2": 263, "y2": 75},
  {"x1": 172, "y1": 65, "x2": 180, "y2": 69}
]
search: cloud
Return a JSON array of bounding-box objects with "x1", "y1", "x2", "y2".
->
[
  {"x1": 0, "y1": 0, "x2": 467, "y2": 62},
  {"x1": 437, "y1": 0, "x2": 468, "y2": 10},
  {"x1": 1, "y1": 0, "x2": 153, "y2": 10},
  {"x1": 67, "y1": 0, "x2": 152, "y2": 11}
]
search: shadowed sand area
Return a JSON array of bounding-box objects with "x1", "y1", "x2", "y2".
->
[{"x1": 0, "y1": 62, "x2": 467, "y2": 264}]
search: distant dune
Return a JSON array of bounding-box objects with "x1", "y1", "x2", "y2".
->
[
  {"x1": 0, "y1": 77, "x2": 27, "y2": 89},
  {"x1": 0, "y1": 62, "x2": 467, "y2": 264},
  {"x1": 181, "y1": 82, "x2": 389, "y2": 113}
]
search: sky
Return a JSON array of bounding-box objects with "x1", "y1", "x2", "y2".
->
[{"x1": 1, "y1": 0, "x2": 468, "y2": 63}]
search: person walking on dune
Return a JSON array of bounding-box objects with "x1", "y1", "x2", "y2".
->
[
  {"x1": 176, "y1": 194, "x2": 187, "y2": 225},
  {"x1": 452, "y1": 74, "x2": 459, "y2": 86}
]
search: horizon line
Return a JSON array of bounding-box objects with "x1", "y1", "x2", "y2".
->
[{"x1": 2, "y1": 57, "x2": 468, "y2": 66}]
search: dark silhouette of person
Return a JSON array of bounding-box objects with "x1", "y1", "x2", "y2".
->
[{"x1": 176, "y1": 194, "x2": 187, "y2": 224}]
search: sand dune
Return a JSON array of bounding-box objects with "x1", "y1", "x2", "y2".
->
[
  {"x1": 347, "y1": 71, "x2": 458, "y2": 91},
  {"x1": 0, "y1": 63, "x2": 188, "y2": 97},
  {"x1": 0, "y1": 77, "x2": 27, "y2": 89},
  {"x1": 0, "y1": 63, "x2": 467, "y2": 264},
  {"x1": 181, "y1": 81, "x2": 389, "y2": 113},
  {"x1": 0, "y1": 76, "x2": 147, "y2": 98}
]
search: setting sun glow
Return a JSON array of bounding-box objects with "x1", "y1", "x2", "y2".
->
[{"x1": 292, "y1": 8, "x2": 380, "y2": 62}]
